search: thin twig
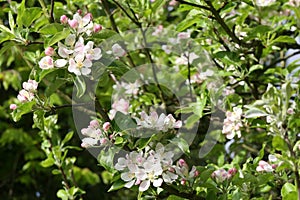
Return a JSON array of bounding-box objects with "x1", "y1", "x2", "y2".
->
[{"x1": 50, "y1": 0, "x2": 55, "y2": 22}]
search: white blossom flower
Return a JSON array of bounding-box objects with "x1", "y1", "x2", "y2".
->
[
  {"x1": 109, "y1": 98, "x2": 130, "y2": 119},
  {"x1": 84, "y1": 41, "x2": 102, "y2": 60},
  {"x1": 68, "y1": 54, "x2": 92, "y2": 75},
  {"x1": 222, "y1": 107, "x2": 243, "y2": 139},
  {"x1": 255, "y1": 0, "x2": 276, "y2": 7},
  {"x1": 121, "y1": 80, "x2": 141, "y2": 95},
  {"x1": 17, "y1": 89, "x2": 34, "y2": 102},
  {"x1": 256, "y1": 160, "x2": 273, "y2": 172},
  {"x1": 22, "y1": 79, "x2": 38, "y2": 92},
  {"x1": 112, "y1": 44, "x2": 126, "y2": 58},
  {"x1": 114, "y1": 143, "x2": 178, "y2": 192},
  {"x1": 81, "y1": 120, "x2": 108, "y2": 148},
  {"x1": 39, "y1": 56, "x2": 54, "y2": 69},
  {"x1": 135, "y1": 111, "x2": 182, "y2": 132}
]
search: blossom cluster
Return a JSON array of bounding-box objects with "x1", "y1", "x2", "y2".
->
[
  {"x1": 114, "y1": 143, "x2": 178, "y2": 192},
  {"x1": 135, "y1": 111, "x2": 182, "y2": 132},
  {"x1": 17, "y1": 79, "x2": 38, "y2": 103},
  {"x1": 211, "y1": 168, "x2": 237, "y2": 183},
  {"x1": 175, "y1": 159, "x2": 199, "y2": 186},
  {"x1": 81, "y1": 120, "x2": 111, "y2": 148},
  {"x1": 222, "y1": 107, "x2": 243, "y2": 139},
  {"x1": 38, "y1": 12, "x2": 102, "y2": 76},
  {"x1": 256, "y1": 154, "x2": 278, "y2": 172}
]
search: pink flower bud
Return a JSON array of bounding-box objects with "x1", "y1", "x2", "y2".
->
[
  {"x1": 45, "y1": 47, "x2": 54, "y2": 56},
  {"x1": 109, "y1": 134, "x2": 114, "y2": 140},
  {"x1": 178, "y1": 159, "x2": 186, "y2": 167},
  {"x1": 271, "y1": 164, "x2": 277, "y2": 169},
  {"x1": 93, "y1": 24, "x2": 102, "y2": 33},
  {"x1": 194, "y1": 170, "x2": 200, "y2": 177},
  {"x1": 89, "y1": 120, "x2": 99, "y2": 128},
  {"x1": 10, "y1": 104, "x2": 17, "y2": 110},
  {"x1": 228, "y1": 168, "x2": 237, "y2": 175},
  {"x1": 60, "y1": 15, "x2": 68, "y2": 24},
  {"x1": 287, "y1": 108, "x2": 294, "y2": 115},
  {"x1": 77, "y1": 9, "x2": 82, "y2": 15},
  {"x1": 68, "y1": 19, "x2": 78, "y2": 28},
  {"x1": 103, "y1": 122, "x2": 110, "y2": 131},
  {"x1": 180, "y1": 179, "x2": 186, "y2": 185}
]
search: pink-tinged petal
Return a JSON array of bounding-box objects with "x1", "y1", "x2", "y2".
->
[
  {"x1": 93, "y1": 24, "x2": 102, "y2": 33},
  {"x1": 82, "y1": 13, "x2": 92, "y2": 26},
  {"x1": 256, "y1": 166, "x2": 264, "y2": 172},
  {"x1": 68, "y1": 19, "x2": 78, "y2": 28},
  {"x1": 81, "y1": 67, "x2": 91, "y2": 75},
  {"x1": 45, "y1": 47, "x2": 54, "y2": 56},
  {"x1": 124, "y1": 180, "x2": 135, "y2": 188},
  {"x1": 10, "y1": 104, "x2": 17, "y2": 110},
  {"x1": 83, "y1": 59, "x2": 92, "y2": 68},
  {"x1": 174, "y1": 120, "x2": 182, "y2": 128},
  {"x1": 55, "y1": 59, "x2": 68, "y2": 68},
  {"x1": 121, "y1": 172, "x2": 134, "y2": 182},
  {"x1": 60, "y1": 15, "x2": 68, "y2": 24},
  {"x1": 139, "y1": 180, "x2": 150, "y2": 192},
  {"x1": 39, "y1": 56, "x2": 54, "y2": 69},
  {"x1": 103, "y1": 122, "x2": 110, "y2": 131},
  {"x1": 153, "y1": 178, "x2": 163, "y2": 187}
]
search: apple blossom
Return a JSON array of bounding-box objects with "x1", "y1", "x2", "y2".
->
[
  {"x1": 112, "y1": 44, "x2": 126, "y2": 58},
  {"x1": 84, "y1": 41, "x2": 102, "y2": 60},
  {"x1": 68, "y1": 54, "x2": 92, "y2": 76},
  {"x1": 60, "y1": 15, "x2": 68, "y2": 24},
  {"x1": 10, "y1": 104, "x2": 17, "y2": 110},
  {"x1": 255, "y1": 0, "x2": 276, "y2": 6},
  {"x1": 115, "y1": 143, "x2": 178, "y2": 192},
  {"x1": 102, "y1": 122, "x2": 110, "y2": 131},
  {"x1": 256, "y1": 160, "x2": 273, "y2": 172},
  {"x1": 17, "y1": 89, "x2": 34, "y2": 102},
  {"x1": 45, "y1": 47, "x2": 55, "y2": 56},
  {"x1": 81, "y1": 119, "x2": 109, "y2": 148},
  {"x1": 222, "y1": 107, "x2": 243, "y2": 139},
  {"x1": 109, "y1": 98, "x2": 129, "y2": 119},
  {"x1": 22, "y1": 79, "x2": 38, "y2": 92},
  {"x1": 93, "y1": 24, "x2": 102, "y2": 33},
  {"x1": 38, "y1": 56, "x2": 54, "y2": 69},
  {"x1": 68, "y1": 19, "x2": 78, "y2": 28}
]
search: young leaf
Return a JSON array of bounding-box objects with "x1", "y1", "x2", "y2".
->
[
  {"x1": 74, "y1": 75, "x2": 86, "y2": 98},
  {"x1": 12, "y1": 101, "x2": 36, "y2": 122}
]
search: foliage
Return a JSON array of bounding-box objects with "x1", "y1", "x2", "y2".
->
[{"x1": 1, "y1": 0, "x2": 300, "y2": 199}]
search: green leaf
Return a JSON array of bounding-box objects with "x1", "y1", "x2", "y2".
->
[
  {"x1": 74, "y1": 75, "x2": 86, "y2": 98},
  {"x1": 39, "y1": 23, "x2": 64, "y2": 35},
  {"x1": 12, "y1": 101, "x2": 36, "y2": 122},
  {"x1": 61, "y1": 131, "x2": 74, "y2": 145},
  {"x1": 185, "y1": 114, "x2": 200, "y2": 129},
  {"x1": 176, "y1": 17, "x2": 199, "y2": 32},
  {"x1": 248, "y1": 64, "x2": 263, "y2": 74},
  {"x1": 46, "y1": 28, "x2": 70, "y2": 47},
  {"x1": 151, "y1": 0, "x2": 164, "y2": 12},
  {"x1": 16, "y1": 0, "x2": 26, "y2": 27},
  {"x1": 253, "y1": 143, "x2": 266, "y2": 164},
  {"x1": 56, "y1": 189, "x2": 68, "y2": 200},
  {"x1": 22, "y1": 8, "x2": 42, "y2": 27},
  {"x1": 167, "y1": 195, "x2": 189, "y2": 200},
  {"x1": 40, "y1": 155, "x2": 55, "y2": 168},
  {"x1": 281, "y1": 183, "x2": 297, "y2": 200},
  {"x1": 98, "y1": 147, "x2": 118, "y2": 173},
  {"x1": 272, "y1": 136, "x2": 288, "y2": 152},
  {"x1": 108, "y1": 179, "x2": 126, "y2": 192},
  {"x1": 170, "y1": 137, "x2": 190, "y2": 155},
  {"x1": 271, "y1": 36, "x2": 295, "y2": 44},
  {"x1": 8, "y1": 11, "x2": 15, "y2": 31},
  {"x1": 244, "y1": 107, "x2": 268, "y2": 118}
]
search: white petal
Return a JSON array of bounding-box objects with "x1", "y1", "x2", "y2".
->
[
  {"x1": 55, "y1": 59, "x2": 68, "y2": 68},
  {"x1": 139, "y1": 180, "x2": 150, "y2": 192},
  {"x1": 81, "y1": 67, "x2": 91, "y2": 75},
  {"x1": 124, "y1": 180, "x2": 135, "y2": 188},
  {"x1": 153, "y1": 178, "x2": 163, "y2": 187},
  {"x1": 121, "y1": 172, "x2": 134, "y2": 182}
]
